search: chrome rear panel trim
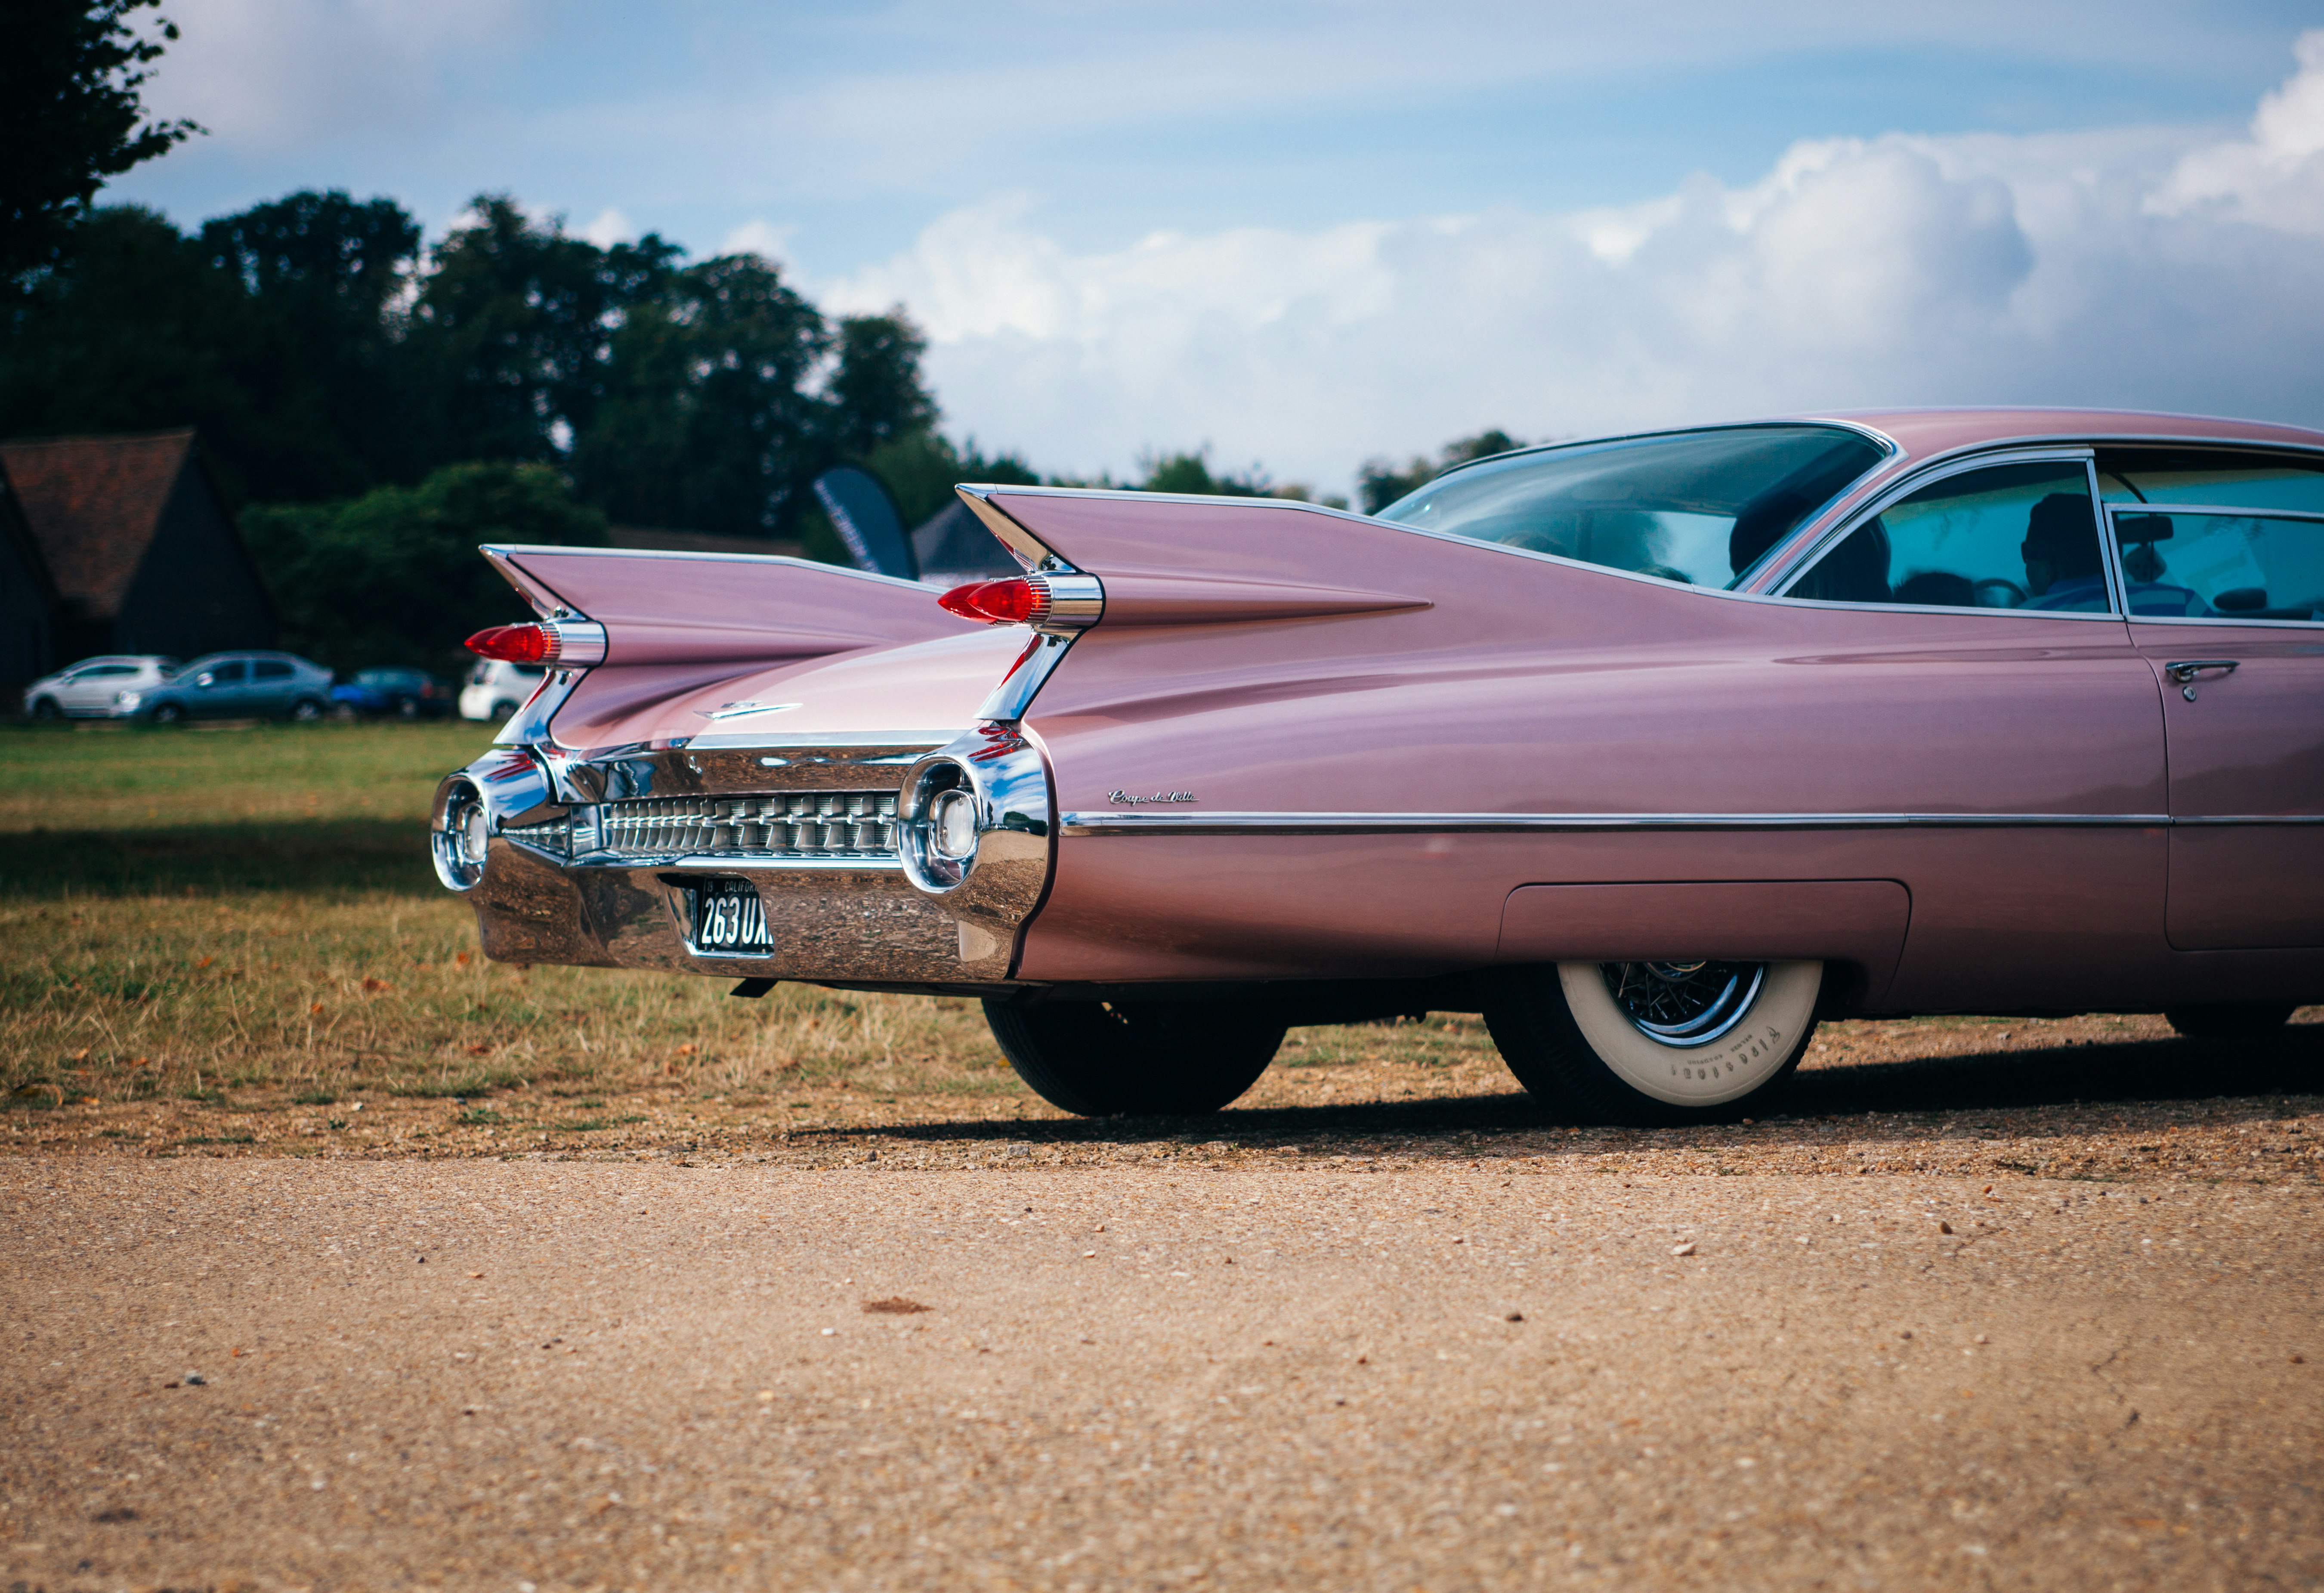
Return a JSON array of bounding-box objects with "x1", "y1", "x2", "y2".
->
[{"x1": 556, "y1": 742, "x2": 958, "y2": 804}]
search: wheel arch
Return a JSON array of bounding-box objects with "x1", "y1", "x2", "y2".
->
[{"x1": 1495, "y1": 878, "x2": 1910, "y2": 1010}]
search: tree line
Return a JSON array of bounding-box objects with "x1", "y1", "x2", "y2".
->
[
  {"x1": 5, "y1": 6, "x2": 1534, "y2": 674},
  {"x1": 1, "y1": 189, "x2": 942, "y2": 532}
]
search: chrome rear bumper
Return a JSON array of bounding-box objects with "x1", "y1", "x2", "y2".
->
[{"x1": 432, "y1": 727, "x2": 1053, "y2": 985}]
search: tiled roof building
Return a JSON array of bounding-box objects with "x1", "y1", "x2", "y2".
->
[
  {"x1": 0, "y1": 430, "x2": 275, "y2": 692},
  {"x1": 0, "y1": 473, "x2": 60, "y2": 699}
]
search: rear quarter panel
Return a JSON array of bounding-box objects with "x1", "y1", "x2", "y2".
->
[{"x1": 996, "y1": 492, "x2": 2169, "y2": 1008}]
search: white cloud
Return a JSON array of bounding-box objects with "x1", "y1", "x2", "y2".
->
[
  {"x1": 581, "y1": 206, "x2": 636, "y2": 247},
  {"x1": 718, "y1": 220, "x2": 798, "y2": 265},
  {"x1": 823, "y1": 35, "x2": 2324, "y2": 493},
  {"x1": 141, "y1": 0, "x2": 539, "y2": 148},
  {"x1": 2149, "y1": 28, "x2": 2324, "y2": 232}
]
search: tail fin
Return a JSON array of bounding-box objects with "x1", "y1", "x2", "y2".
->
[
  {"x1": 481, "y1": 543, "x2": 979, "y2": 748},
  {"x1": 486, "y1": 544, "x2": 966, "y2": 664},
  {"x1": 958, "y1": 487, "x2": 1434, "y2": 626}
]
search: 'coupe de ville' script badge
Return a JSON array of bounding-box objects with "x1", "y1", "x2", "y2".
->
[{"x1": 1108, "y1": 789, "x2": 1197, "y2": 805}]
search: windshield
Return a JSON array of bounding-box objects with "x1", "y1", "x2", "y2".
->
[{"x1": 1375, "y1": 424, "x2": 1888, "y2": 588}]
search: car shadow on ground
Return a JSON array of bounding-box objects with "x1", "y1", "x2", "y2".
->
[
  {"x1": 820, "y1": 1028, "x2": 2324, "y2": 1154},
  {"x1": 0, "y1": 822, "x2": 438, "y2": 899}
]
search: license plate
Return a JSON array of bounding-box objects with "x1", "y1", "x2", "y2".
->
[{"x1": 686, "y1": 877, "x2": 770, "y2": 956}]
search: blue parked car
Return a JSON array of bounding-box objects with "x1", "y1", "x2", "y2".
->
[
  {"x1": 331, "y1": 667, "x2": 454, "y2": 719},
  {"x1": 122, "y1": 652, "x2": 335, "y2": 723}
]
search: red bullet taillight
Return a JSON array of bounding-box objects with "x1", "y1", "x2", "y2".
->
[
  {"x1": 938, "y1": 577, "x2": 1049, "y2": 627},
  {"x1": 465, "y1": 623, "x2": 555, "y2": 663},
  {"x1": 464, "y1": 619, "x2": 608, "y2": 667}
]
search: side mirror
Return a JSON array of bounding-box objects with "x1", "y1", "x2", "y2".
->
[{"x1": 195, "y1": 672, "x2": 217, "y2": 688}]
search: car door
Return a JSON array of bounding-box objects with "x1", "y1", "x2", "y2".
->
[
  {"x1": 1773, "y1": 449, "x2": 2169, "y2": 1005},
  {"x1": 2095, "y1": 450, "x2": 2324, "y2": 949},
  {"x1": 58, "y1": 664, "x2": 127, "y2": 714},
  {"x1": 191, "y1": 658, "x2": 250, "y2": 716},
  {"x1": 249, "y1": 658, "x2": 297, "y2": 715}
]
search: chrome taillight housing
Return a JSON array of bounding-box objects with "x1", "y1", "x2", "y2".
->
[
  {"x1": 465, "y1": 617, "x2": 608, "y2": 667},
  {"x1": 430, "y1": 751, "x2": 558, "y2": 892},
  {"x1": 899, "y1": 726, "x2": 1056, "y2": 970},
  {"x1": 936, "y1": 572, "x2": 1102, "y2": 635},
  {"x1": 431, "y1": 777, "x2": 490, "y2": 891}
]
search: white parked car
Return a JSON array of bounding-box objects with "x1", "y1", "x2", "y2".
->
[
  {"x1": 459, "y1": 657, "x2": 548, "y2": 722},
  {"x1": 21, "y1": 655, "x2": 180, "y2": 720}
]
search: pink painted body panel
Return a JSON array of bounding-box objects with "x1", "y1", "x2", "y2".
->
[{"x1": 2126, "y1": 622, "x2": 2324, "y2": 950}]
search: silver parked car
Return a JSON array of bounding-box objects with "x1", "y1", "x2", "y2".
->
[
  {"x1": 21, "y1": 655, "x2": 180, "y2": 720},
  {"x1": 120, "y1": 652, "x2": 335, "y2": 723}
]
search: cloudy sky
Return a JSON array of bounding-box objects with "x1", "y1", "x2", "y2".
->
[{"x1": 111, "y1": 1, "x2": 2324, "y2": 495}]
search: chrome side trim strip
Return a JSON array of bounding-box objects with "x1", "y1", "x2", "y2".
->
[
  {"x1": 2169, "y1": 814, "x2": 2324, "y2": 826},
  {"x1": 480, "y1": 541, "x2": 938, "y2": 589},
  {"x1": 1057, "y1": 810, "x2": 2181, "y2": 837},
  {"x1": 954, "y1": 486, "x2": 1066, "y2": 573}
]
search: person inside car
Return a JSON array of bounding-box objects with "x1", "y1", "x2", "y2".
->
[{"x1": 2021, "y1": 492, "x2": 2115, "y2": 612}]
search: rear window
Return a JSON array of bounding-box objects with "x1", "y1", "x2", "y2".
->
[{"x1": 1375, "y1": 424, "x2": 1888, "y2": 588}]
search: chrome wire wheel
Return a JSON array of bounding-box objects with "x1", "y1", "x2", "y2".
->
[
  {"x1": 1483, "y1": 959, "x2": 1823, "y2": 1124},
  {"x1": 1601, "y1": 961, "x2": 1766, "y2": 1047}
]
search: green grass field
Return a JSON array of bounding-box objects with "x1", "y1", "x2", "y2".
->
[{"x1": 0, "y1": 721, "x2": 1013, "y2": 1106}]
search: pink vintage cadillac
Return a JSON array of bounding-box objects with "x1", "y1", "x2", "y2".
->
[{"x1": 433, "y1": 409, "x2": 2324, "y2": 1123}]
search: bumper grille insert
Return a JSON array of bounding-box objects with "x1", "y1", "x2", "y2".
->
[{"x1": 591, "y1": 791, "x2": 900, "y2": 862}]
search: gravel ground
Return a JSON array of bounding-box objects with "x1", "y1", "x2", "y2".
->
[
  {"x1": 3, "y1": 1014, "x2": 2321, "y2": 1592},
  {"x1": 3, "y1": 1154, "x2": 2319, "y2": 1593}
]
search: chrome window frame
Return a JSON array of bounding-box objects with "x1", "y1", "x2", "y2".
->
[
  {"x1": 2103, "y1": 502, "x2": 2324, "y2": 629},
  {"x1": 1766, "y1": 447, "x2": 2125, "y2": 620}
]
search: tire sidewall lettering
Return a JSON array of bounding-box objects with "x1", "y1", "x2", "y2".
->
[{"x1": 1558, "y1": 961, "x2": 1820, "y2": 1108}]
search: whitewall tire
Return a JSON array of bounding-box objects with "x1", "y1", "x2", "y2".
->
[{"x1": 1485, "y1": 959, "x2": 1823, "y2": 1125}]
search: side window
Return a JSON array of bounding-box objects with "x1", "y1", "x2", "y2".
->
[
  {"x1": 2111, "y1": 509, "x2": 2324, "y2": 621},
  {"x1": 252, "y1": 659, "x2": 294, "y2": 680},
  {"x1": 208, "y1": 659, "x2": 249, "y2": 684},
  {"x1": 1789, "y1": 462, "x2": 2107, "y2": 612},
  {"x1": 2097, "y1": 449, "x2": 2324, "y2": 514}
]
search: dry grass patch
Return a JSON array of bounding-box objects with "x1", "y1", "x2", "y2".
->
[{"x1": 3, "y1": 720, "x2": 2320, "y2": 1179}]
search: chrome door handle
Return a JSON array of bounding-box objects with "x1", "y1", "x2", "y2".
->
[{"x1": 2165, "y1": 659, "x2": 2237, "y2": 700}]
